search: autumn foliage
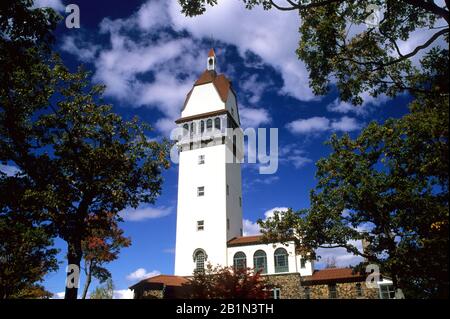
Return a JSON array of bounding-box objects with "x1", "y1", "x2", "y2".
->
[{"x1": 184, "y1": 264, "x2": 272, "y2": 299}]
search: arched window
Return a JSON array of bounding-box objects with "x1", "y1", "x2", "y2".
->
[
  {"x1": 233, "y1": 252, "x2": 247, "y2": 270},
  {"x1": 190, "y1": 122, "x2": 196, "y2": 135},
  {"x1": 200, "y1": 120, "x2": 205, "y2": 133},
  {"x1": 253, "y1": 250, "x2": 267, "y2": 274},
  {"x1": 193, "y1": 249, "x2": 207, "y2": 272},
  {"x1": 214, "y1": 117, "x2": 221, "y2": 130},
  {"x1": 206, "y1": 119, "x2": 213, "y2": 131},
  {"x1": 274, "y1": 248, "x2": 289, "y2": 273},
  {"x1": 183, "y1": 124, "x2": 189, "y2": 135}
]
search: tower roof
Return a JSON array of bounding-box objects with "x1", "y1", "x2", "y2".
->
[
  {"x1": 181, "y1": 70, "x2": 233, "y2": 110},
  {"x1": 208, "y1": 48, "x2": 215, "y2": 57}
]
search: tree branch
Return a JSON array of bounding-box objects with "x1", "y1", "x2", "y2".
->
[
  {"x1": 402, "y1": 0, "x2": 450, "y2": 23},
  {"x1": 373, "y1": 28, "x2": 449, "y2": 70},
  {"x1": 269, "y1": 0, "x2": 343, "y2": 11}
]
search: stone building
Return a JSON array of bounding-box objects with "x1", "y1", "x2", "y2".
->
[{"x1": 129, "y1": 50, "x2": 394, "y2": 299}]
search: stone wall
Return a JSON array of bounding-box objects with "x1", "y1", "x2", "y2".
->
[
  {"x1": 303, "y1": 282, "x2": 379, "y2": 299},
  {"x1": 142, "y1": 289, "x2": 164, "y2": 299},
  {"x1": 265, "y1": 273, "x2": 302, "y2": 299}
]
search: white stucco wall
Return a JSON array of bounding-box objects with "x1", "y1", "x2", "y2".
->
[
  {"x1": 181, "y1": 83, "x2": 225, "y2": 118},
  {"x1": 226, "y1": 242, "x2": 313, "y2": 276}
]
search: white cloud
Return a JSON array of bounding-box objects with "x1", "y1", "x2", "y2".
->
[
  {"x1": 327, "y1": 92, "x2": 389, "y2": 115},
  {"x1": 60, "y1": 36, "x2": 100, "y2": 62},
  {"x1": 243, "y1": 206, "x2": 289, "y2": 236},
  {"x1": 330, "y1": 116, "x2": 362, "y2": 132},
  {"x1": 0, "y1": 164, "x2": 20, "y2": 176},
  {"x1": 239, "y1": 74, "x2": 273, "y2": 104},
  {"x1": 168, "y1": 0, "x2": 315, "y2": 101},
  {"x1": 33, "y1": 0, "x2": 65, "y2": 12},
  {"x1": 263, "y1": 207, "x2": 289, "y2": 219},
  {"x1": 52, "y1": 291, "x2": 65, "y2": 299},
  {"x1": 120, "y1": 205, "x2": 171, "y2": 222},
  {"x1": 286, "y1": 116, "x2": 361, "y2": 135},
  {"x1": 279, "y1": 144, "x2": 313, "y2": 169},
  {"x1": 126, "y1": 268, "x2": 161, "y2": 281},
  {"x1": 243, "y1": 219, "x2": 261, "y2": 236},
  {"x1": 239, "y1": 106, "x2": 271, "y2": 128},
  {"x1": 315, "y1": 240, "x2": 364, "y2": 268},
  {"x1": 286, "y1": 117, "x2": 330, "y2": 134},
  {"x1": 113, "y1": 289, "x2": 134, "y2": 299},
  {"x1": 288, "y1": 155, "x2": 313, "y2": 169}
]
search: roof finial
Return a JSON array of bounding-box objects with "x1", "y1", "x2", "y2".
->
[{"x1": 207, "y1": 48, "x2": 216, "y2": 71}]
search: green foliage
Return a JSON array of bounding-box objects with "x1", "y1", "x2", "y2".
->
[
  {"x1": 259, "y1": 90, "x2": 449, "y2": 298},
  {"x1": 0, "y1": 213, "x2": 58, "y2": 299},
  {"x1": 0, "y1": 0, "x2": 61, "y2": 300},
  {"x1": 185, "y1": 264, "x2": 272, "y2": 299},
  {"x1": 90, "y1": 278, "x2": 114, "y2": 299},
  {"x1": 1, "y1": 1, "x2": 170, "y2": 299},
  {"x1": 178, "y1": 0, "x2": 449, "y2": 104}
]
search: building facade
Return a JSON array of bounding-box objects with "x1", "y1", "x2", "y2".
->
[{"x1": 130, "y1": 50, "x2": 394, "y2": 299}]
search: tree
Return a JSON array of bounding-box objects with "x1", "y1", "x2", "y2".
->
[
  {"x1": 29, "y1": 64, "x2": 169, "y2": 299},
  {"x1": 9, "y1": 284, "x2": 53, "y2": 299},
  {"x1": 184, "y1": 264, "x2": 272, "y2": 299},
  {"x1": 1, "y1": 0, "x2": 61, "y2": 299},
  {"x1": 178, "y1": 0, "x2": 448, "y2": 104},
  {"x1": 1, "y1": 1, "x2": 170, "y2": 300},
  {"x1": 0, "y1": 212, "x2": 58, "y2": 299},
  {"x1": 90, "y1": 278, "x2": 114, "y2": 299},
  {"x1": 81, "y1": 213, "x2": 131, "y2": 299},
  {"x1": 259, "y1": 72, "x2": 449, "y2": 298}
]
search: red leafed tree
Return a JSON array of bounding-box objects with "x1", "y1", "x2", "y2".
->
[
  {"x1": 80, "y1": 212, "x2": 131, "y2": 299},
  {"x1": 185, "y1": 264, "x2": 272, "y2": 299}
]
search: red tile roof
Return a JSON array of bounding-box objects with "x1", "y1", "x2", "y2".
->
[
  {"x1": 227, "y1": 235, "x2": 264, "y2": 247},
  {"x1": 208, "y1": 48, "x2": 215, "y2": 57},
  {"x1": 302, "y1": 268, "x2": 365, "y2": 285},
  {"x1": 129, "y1": 274, "x2": 189, "y2": 290}
]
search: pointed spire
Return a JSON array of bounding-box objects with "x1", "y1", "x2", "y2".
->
[{"x1": 207, "y1": 48, "x2": 216, "y2": 71}]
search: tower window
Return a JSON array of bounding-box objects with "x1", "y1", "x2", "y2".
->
[
  {"x1": 206, "y1": 119, "x2": 212, "y2": 130},
  {"x1": 197, "y1": 220, "x2": 204, "y2": 231},
  {"x1": 226, "y1": 184, "x2": 229, "y2": 195},
  {"x1": 198, "y1": 155, "x2": 205, "y2": 165},
  {"x1": 239, "y1": 196, "x2": 242, "y2": 207},
  {"x1": 194, "y1": 249, "x2": 206, "y2": 273},
  {"x1": 214, "y1": 117, "x2": 221, "y2": 130},
  {"x1": 190, "y1": 122, "x2": 196, "y2": 135},
  {"x1": 274, "y1": 248, "x2": 289, "y2": 273},
  {"x1": 197, "y1": 186, "x2": 205, "y2": 196},
  {"x1": 240, "y1": 228, "x2": 243, "y2": 236},
  {"x1": 227, "y1": 218, "x2": 230, "y2": 230},
  {"x1": 200, "y1": 120, "x2": 205, "y2": 133}
]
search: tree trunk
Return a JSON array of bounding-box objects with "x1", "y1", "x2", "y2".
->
[
  {"x1": 81, "y1": 261, "x2": 92, "y2": 299},
  {"x1": 64, "y1": 240, "x2": 82, "y2": 299}
]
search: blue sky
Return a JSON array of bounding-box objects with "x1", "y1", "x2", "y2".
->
[{"x1": 23, "y1": 0, "x2": 418, "y2": 298}]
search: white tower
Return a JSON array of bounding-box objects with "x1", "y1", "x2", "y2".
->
[{"x1": 174, "y1": 49, "x2": 243, "y2": 276}]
